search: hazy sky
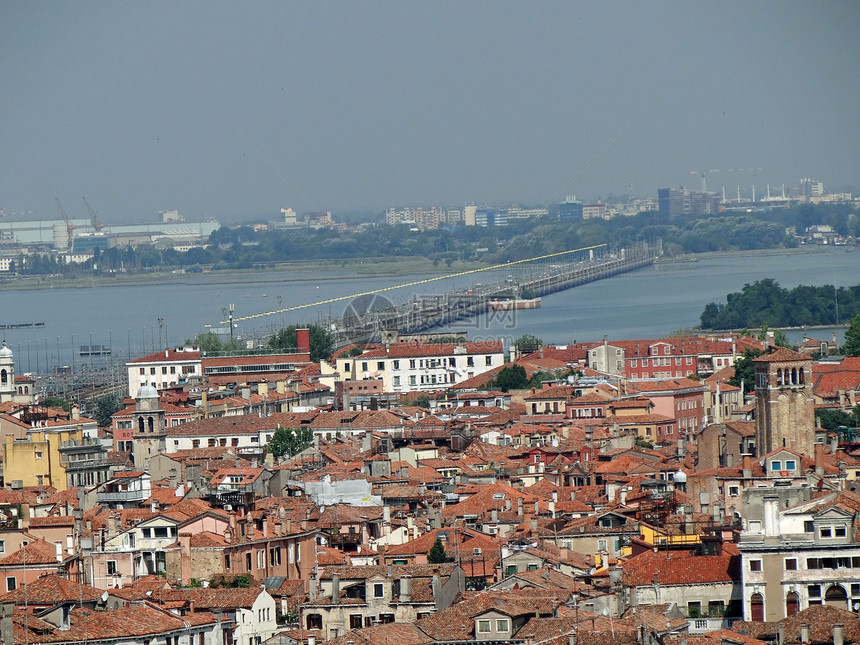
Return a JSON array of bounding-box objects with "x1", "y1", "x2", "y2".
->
[{"x1": 2, "y1": 1, "x2": 858, "y2": 224}]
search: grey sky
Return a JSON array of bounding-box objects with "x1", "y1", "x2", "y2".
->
[{"x1": 2, "y1": 1, "x2": 858, "y2": 223}]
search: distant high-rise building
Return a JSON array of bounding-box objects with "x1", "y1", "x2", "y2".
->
[
  {"x1": 800, "y1": 178, "x2": 825, "y2": 197},
  {"x1": 475, "y1": 208, "x2": 507, "y2": 227},
  {"x1": 558, "y1": 196, "x2": 583, "y2": 220},
  {"x1": 463, "y1": 204, "x2": 477, "y2": 226},
  {"x1": 657, "y1": 188, "x2": 721, "y2": 218},
  {"x1": 445, "y1": 209, "x2": 462, "y2": 224},
  {"x1": 582, "y1": 201, "x2": 611, "y2": 220}
]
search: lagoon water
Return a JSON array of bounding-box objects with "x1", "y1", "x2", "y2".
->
[{"x1": 1, "y1": 249, "x2": 857, "y2": 373}]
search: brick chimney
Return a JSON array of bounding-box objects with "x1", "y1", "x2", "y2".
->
[
  {"x1": 296, "y1": 328, "x2": 311, "y2": 356},
  {"x1": 815, "y1": 443, "x2": 825, "y2": 476}
]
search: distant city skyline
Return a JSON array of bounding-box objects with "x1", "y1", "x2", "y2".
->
[{"x1": 2, "y1": 2, "x2": 858, "y2": 225}]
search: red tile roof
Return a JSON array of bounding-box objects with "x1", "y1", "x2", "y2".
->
[
  {"x1": 752, "y1": 347, "x2": 812, "y2": 363},
  {"x1": 0, "y1": 539, "x2": 60, "y2": 566},
  {"x1": 128, "y1": 348, "x2": 201, "y2": 364},
  {"x1": 0, "y1": 573, "x2": 103, "y2": 604},
  {"x1": 357, "y1": 341, "x2": 503, "y2": 359},
  {"x1": 165, "y1": 587, "x2": 266, "y2": 609},
  {"x1": 622, "y1": 545, "x2": 739, "y2": 587}
]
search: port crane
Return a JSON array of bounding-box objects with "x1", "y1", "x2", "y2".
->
[
  {"x1": 55, "y1": 197, "x2": 75, "y2": 252},
  {"x1": 82, "y1": 196, "x2": 105, "y2": 230}
]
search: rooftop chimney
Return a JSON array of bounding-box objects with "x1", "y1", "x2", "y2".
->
[
  {"x1": 401, "y1": 576, "x2": 412, "y2": 603},
  {"x1": 331, "y1": 574, "x2": 340, "y2": 604},
  {"x1": 815, "y1": 443, "x2": 825, "y2": 476},
  {"x1": 833, "y1": 624, "x2": 845, "y2": 645},
  {"x1": 296, "y1": 328, "x2": 311, "y2": 355}
]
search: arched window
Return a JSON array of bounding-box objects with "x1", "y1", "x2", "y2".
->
[
  {"x1": 0, "y1": 369, "x2": 7, "y2": 385},
  {"x1": 786, "y1": 591, "x2": 799, "y2": 617},
  {"x1": 776, "y1": 369, "x2": 783, "y2": 386},
  {"x1": 147, "y1": 416, "x2": 154, "y2": 432},
  {"x1": 751, "y1": 593, "x2": 764, "y2": 621},
  {"x1": 138, "y1": 416, "x2": 145, "y2": 433},
  {"x1": 799, "y1": 368, "x2": 805, "y2": 384},
  {"x1": 792, "y1": 368, "x2": 798, "y2": 385},
  {"x1": 825, "y1": 584, "x2": 848, "y2": 609}
]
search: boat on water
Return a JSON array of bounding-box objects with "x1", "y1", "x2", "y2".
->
[
  {"x1": 0, "y1": 321, "x2": 45, "y2": 329},
  {"x1": 487, "y1": 297, "x2": 542, "y2": 311}
]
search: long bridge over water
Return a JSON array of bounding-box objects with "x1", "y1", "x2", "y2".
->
[{"x1": 324, "y1": 240, "x2": 662, "y2": 345}]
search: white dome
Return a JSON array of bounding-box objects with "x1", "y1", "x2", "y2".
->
[
  {"x1": 0, "y1": 342, "x2": 12, "y2": 358},
  {"x1": 674, "y1": 469, "x2": 688, "y2": 483},
  {"x1": 137, "y1": 385, "x2": 159, "y2": 399}
]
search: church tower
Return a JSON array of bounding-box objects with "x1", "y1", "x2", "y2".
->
[
  {"x1": 0, "y1": 341, "x2": 15, "y2": 403},
  {"x1": 753, "y1": 348, "x2": 815, "y2": 456},
  {"x1": 132, "y1": 385, "x2": 167, "y2": 469}
]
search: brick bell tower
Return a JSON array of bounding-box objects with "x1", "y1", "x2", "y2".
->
[
  {"x1": 132, "y1": 384, "x2": 167, "y2": 468},
  {"x1": 753, "y1": 348, "x2": 815, "y2": 456}
]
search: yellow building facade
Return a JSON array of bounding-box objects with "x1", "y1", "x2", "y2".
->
[{"x1": 4, "y1": 428, "x2": 81, "y2": 491}]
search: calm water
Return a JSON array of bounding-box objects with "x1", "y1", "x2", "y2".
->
[
  {"x1": 448, "y1": 249, "x2": 859, "y2": 346},
  {"x1": 1, "y1": 249, "x2": 857, "y2": 372}
]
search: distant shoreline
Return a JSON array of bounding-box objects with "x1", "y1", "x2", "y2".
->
[
  {"x1": 657, "y1": 246, "x2": 830, "y2": 263},
  {"x1": 0, "y1": 246, "x2": 839, "y2": 292},
  {"x1": 0, "y1": 257, "x2": 490, "y2": 292}
]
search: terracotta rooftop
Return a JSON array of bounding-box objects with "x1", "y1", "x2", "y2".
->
[
  {"x1": 622, "y1": 544, "x2": 739, "y2": 587},
  {"x1": 0, "y1": 539, "x2": 61, "y2": 567},
  {"x1": 357, "y1": 341, "x2": 503, "y2": 359},
  {"x1": 0, "y1": 574, "x2": 103, "y2": 605},
  {"x1": 752, "y1": 347, "x2": 812, "y2": 363},
  {"x1": 128, "y1": 348, "x2": 201, "y2": 363}
]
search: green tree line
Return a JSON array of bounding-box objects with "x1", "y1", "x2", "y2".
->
[{"x1": 700, "y1": 279, "x2": 860, "y2": 329}]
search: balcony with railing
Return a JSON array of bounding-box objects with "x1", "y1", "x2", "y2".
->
[
  {"x1": 688, "y1": 616, "x2": 737, "y2": 634},
  {"x1": 59, "y1": 436, "x2": 105, "y2": 451},
  {"x1": 211, "y1": 490, "x2": 255, "y2": 508},
  {"x1": 98, "y1": 475, "x2": 151, "y2": 504},
  {"x1": 98, "y1": 488, "x2": 148, "y2": 503},
  {"x1": 64, "y1": 456, "x2": 111, "y2": 472}
]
